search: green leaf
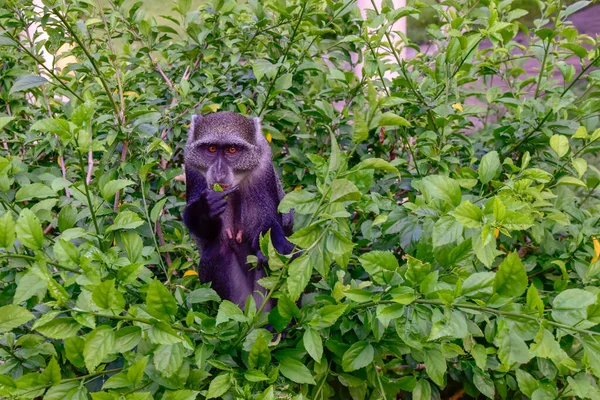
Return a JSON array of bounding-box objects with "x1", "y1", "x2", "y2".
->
[
  {"x1": 84, "y1": 325, "x2": 116, "y2": 372},
  {"x1": 36, "y1": 318, "x2": 81, "y2": 339},
  {"x1": 432, "y1": 216, "x2": 462, "y2": 247},
  {"x1": 10, "y1": 75, "x2": 48, "y2": 94},
  {"x1": 423, "y1": 348, "x2": 446, "y2": 387},
  {"x1": 352, "y1": 109, "x2": 369, "y2": 143},
  {"x1": 479, "y1": 151, "x2": 501, "y2": 184},
  {"x1": 146, "y1": 280, "x2": 178, "y2": 321},
  {"x1": 413, "y1": 379, "x2": 432, "y2": 400},
  {"x1": 103, "y1": 371, "x2": 133, "y2": 389},
  {"x1": 148, "y1": 321, "x2": 183, "y2": 344},
  {"x1": 105, "y1": 211, "x2": 144, "y2": 233},
  {"x1": 279, "y1": 357, "x2": 316, "y2": 384},
  {"x1": 58, "y1": 205, "x2": 78, "y2": 232},
  {"x1": 472, "y1": 226, "x2": 499, "y2": 268},
  {"x1": 471, "y1": 344, "x2": 488, "y2": 370},
  {"x1": 127, "y1": 356, "x2": 148, "y2": 386},
  {"x1": 164, "y1": 390, "x2": 200, "y2": 400},
  {"x1": 303, "y1": 327, "x2": 323, "y2": 362},
  {"x1": 582, "y1": 337, "x2": 600, "y2": 378},
  {"x1": 215, "y1": 300, "x2": 248, "y2": 325},
  {"x1": 551, "y1": 289, "x2": 596, "y2": 326},
  {"x1": 279, "y1": 190, "x2": 319, "y2": 214},
  {"x1": 565, "y1": 1, "x2": 591, "y2": 17},
  {"x1": 462, "y1": 272, "x2": 495, "y2": 299},
  {"x1": 473, "y1": 368, "x2": 495, "y2": 399},
  {"x1": 550, "y1": 134, "x2": 569, "y2": 158},
  {"x1": 101, "y1": 179, "x2": 135, "y2": 201},
  {"x1": 286, "y1": 255, "x2": 312, "y2": 301},
  {"x1": 115, "y1": 326, "x2": 142, "y2": 353},
  {"x1": 207, "y1": 372, "x2": 232, "y2": 398},
  {"x1": 453, "y1": 201, "x2": 483, "y2": 228},
  {"x1": 353, "y1": 158, "x2": 400, "y2": 175},
  {"x1": 15, "y1": 209, "x2": 44, "y2": 250},
  {"x1": 13, "y1": 271, "x2": 47, "y2": 304},
  {"x1": 40, "y1": 357, "x2": 61, "y2": 385},
  {"x1": 44, "y1": 381, "x2": 88, "y2": 400},
  {"x1": 0, "y1": 212, "x2": 16, "y2": 248},
  {"x1": 497, "y1": 330, "x2": 530, "y2": 366},
  {"x1": 494, "y1": 252, "x2": 528, "y2": 297},
  {"x1": 65, "y1": 336, "x2": 85, "y2": 368},
  {"x1": 15, "y1": 183, "x2": 56, "y2": 202},
  {"x1": 557, "y1": 176, "x2": 587, "y2": 188},
  {"x1": 30, "y1": 117, "x2": 71, "y2": 140},
  {"x1": 310, "y1": 304, "x2": 347, "y2": 329},
  {"x1": 516, "y1": 369, "x2": 539, "y2": 397},
  {"x1": 0, "y1": 304, "x2": 34, "y2": 333},
  {"x1": 150, "y1": 198, "x2": 168, "y2": 222},
  {"x1": 93, "y1": 280, "x2": 125, "y2": 312},
  {"x1": 0, "y1": 116, "x2": 15, "y2": 130},
  {"x1": 359, "y1": 251, "x2": 399, "y2": 274},
  {"x1": 342, "y1": 341, "x2": 374, "y2": 372},
  {"x1": 420, "y1": 175, "x2": 462, "y2": 206},
  {"x1": 248, "y1": 334, "x2": 271, "y2": 368},
  {"x1": 278, "y1": 294, "x2": 300, "y2": 319},
  {"x1": 54, "y1": 238, "x2": 79, "y2": 268},
  {"x1": 252, "y1": 59, "x2": 277, "y2": 82},
  {"x1": 154, "y1": 343, "x2": 184, "y2": 378},
  {"x1": 378, "y1": 112, "x2": 411, "y2": 127},
  {"x1": 187, "y1": 287, "x2": 221, "y2": 304},
  {"x1": 330, "y1": 179, "x2": 361, "y2": 203},
  {"x1": 245, "y1": 370, "x2": 269, "y2": 382}
]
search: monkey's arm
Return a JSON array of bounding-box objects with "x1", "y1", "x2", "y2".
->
[{"x1": 184, "y1": 167, "x2": 236, "y2": 241}]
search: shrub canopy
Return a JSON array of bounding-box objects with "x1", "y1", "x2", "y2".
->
[{"x1": 1, "y1": 0, "x2": 600, "y2": 399}]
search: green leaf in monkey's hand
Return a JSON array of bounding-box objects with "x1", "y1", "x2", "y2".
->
[{"x1": 213, "y1": 183, "x2": 224, "y2": 192}]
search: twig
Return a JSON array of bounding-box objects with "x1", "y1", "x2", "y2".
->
[{"x1": 0, "y1": 253, "x2": 80, "y2": 274}]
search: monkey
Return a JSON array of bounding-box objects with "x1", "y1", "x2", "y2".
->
[{"x1": 183, "y1": 111, "x2": 294, "y2": 311}]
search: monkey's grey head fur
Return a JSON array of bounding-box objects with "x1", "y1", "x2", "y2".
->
[{"x1": 185, "y1": 111, "x2": 271, "y2": 188}]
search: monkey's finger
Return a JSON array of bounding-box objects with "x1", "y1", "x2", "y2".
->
[{"x1": 222, "y1": 186, "x2": 239, "y2": 196}]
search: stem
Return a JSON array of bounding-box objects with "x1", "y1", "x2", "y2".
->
[
  {"x1": 61, "y1": 367, "x2": 123, "y2": 384},
  {"x1": 374, "y1": 362, "x2": 388, "y2": 400},
  {"x1": 52, "y1": 9, "x2": 120, "y2": 117},
  {"x1": 501, "y1": 50, "x2": 600, "y2": 158},
  {"x1": 0, "y1": 343, "x2": 20, "y2": 360},
  {"x1": 358, "y1": 299, "x2": 600, "y2": 337},
  {"x1": 78, "y1": 152, "x2": 102, "y2": 249},
  {"x1": 580, "y1": 181, "x2": 600, "y2": 207},
  {"x1": 0, "y1": 253, "x2": 80, "y2": 274},
  {"x1": 257, "y1": 1, "x2": 308, "y2": 116},
  {"x1": 0, "y1": 26, "x2": 83, "y2": 101},
  {"x1": 534, "y1": 39, "x2": 550, "y2": 98},
  {"x1": 362, "y1": 38, "x2": 421, "y2": 177},
  {"x1": 313, "y1": 361, "x2": 331, "y2": 400},
  {"x1": 140, "y1": 179, "x2": 168, "y2": 278},
  {"x1": 92, "y1": 312, "x2": 199, "y2": 333}
]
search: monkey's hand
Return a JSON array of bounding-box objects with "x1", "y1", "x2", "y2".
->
[
  {"x1": 204, "y1": 186, "x2": 238, "y2": 218},
  {"x1": 256, "y1": 250, "x2": 268, "y2": 267}
]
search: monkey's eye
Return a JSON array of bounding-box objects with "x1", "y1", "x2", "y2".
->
[
  {"x1": 208, "y1": 146, "x2": 217, "y2": 153},
  {"x1": 227, "y1": 147, "x2": 237, "y2": 154}
]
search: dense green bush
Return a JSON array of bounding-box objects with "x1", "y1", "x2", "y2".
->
[{"x1": 1, "y1": 0, "x2": 600, "y2": 398}]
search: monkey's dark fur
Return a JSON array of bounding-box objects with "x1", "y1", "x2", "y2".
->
[{"x1": 183, "y1": 112, "x2": 293, "y2": 309}]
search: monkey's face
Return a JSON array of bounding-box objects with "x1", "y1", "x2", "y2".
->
[
  {"x1": 191, "y1": 143, "x2": 256, "y2": 189},
  {"x1": 185, "y1": 112, "x2": 266, "y2": 188}
]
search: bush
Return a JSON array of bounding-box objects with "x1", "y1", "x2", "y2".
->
[{"x1": 1, "y1": 0, "x2": 600, "y2": 399}]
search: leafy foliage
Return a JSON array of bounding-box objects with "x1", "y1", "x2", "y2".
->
[{"x1": 1, "y1": 0, "x2": 600, "y2": 399}]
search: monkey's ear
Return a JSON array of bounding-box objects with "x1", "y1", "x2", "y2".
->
[{"x1": 188, "y1": 114, "x2": 204, "y2": 143}]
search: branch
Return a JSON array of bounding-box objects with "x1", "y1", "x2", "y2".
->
[{"x1": 0, "y1": 253, "x2": 80, "y2": 274}]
